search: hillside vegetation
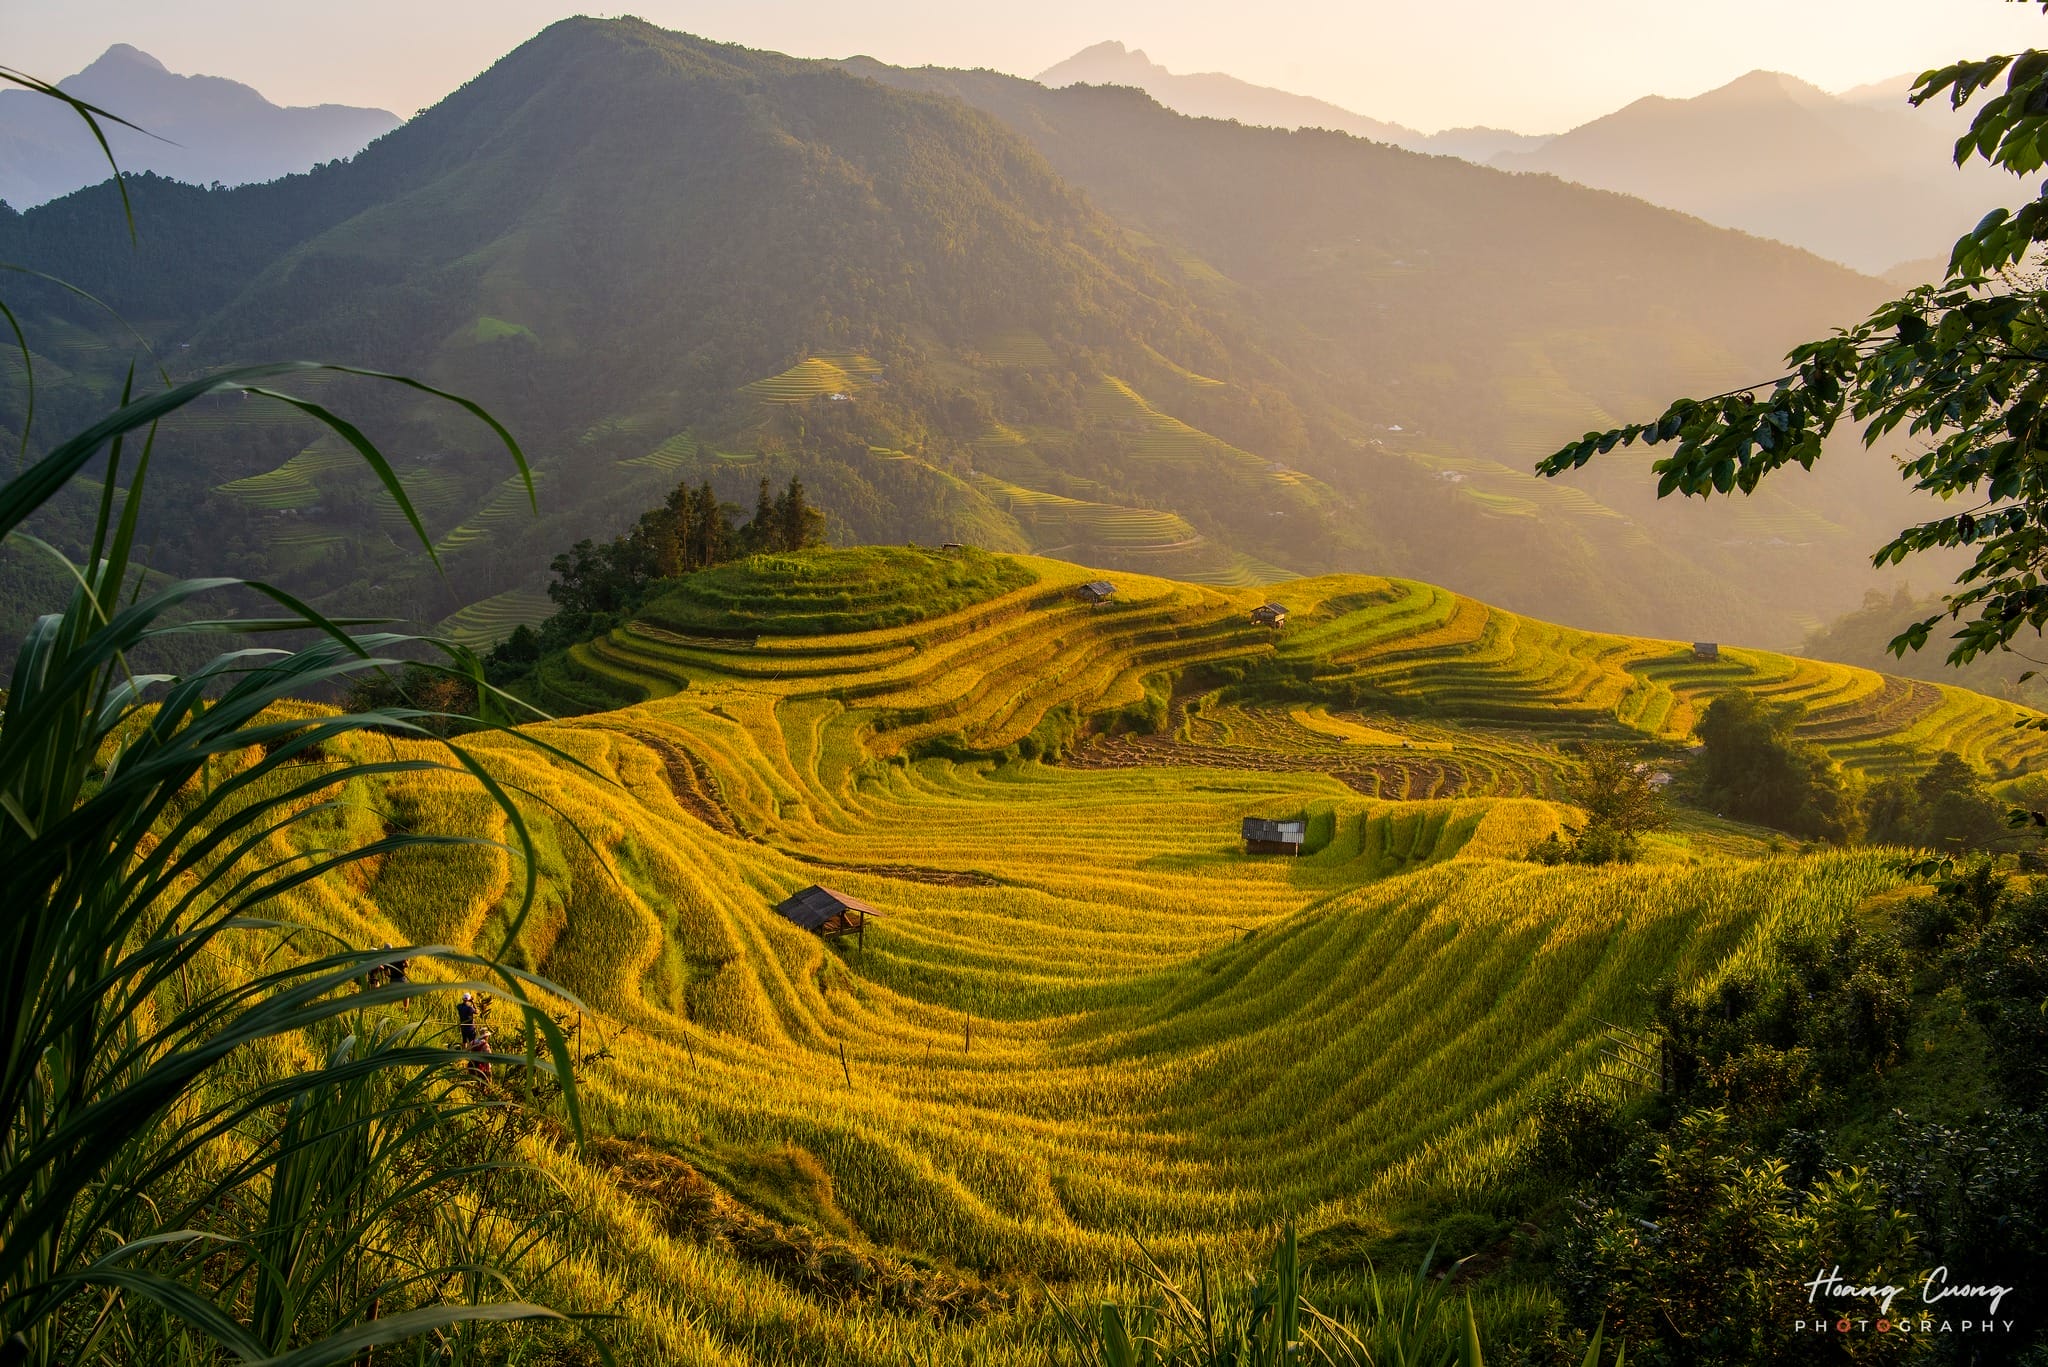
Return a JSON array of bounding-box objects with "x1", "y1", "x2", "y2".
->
[
  {"x1": 241, "y1": 548, "x2": 2047, "y2": 1362},
  {"x1": 0, "y1": 17, "x2": 1918, "y2": 661}
]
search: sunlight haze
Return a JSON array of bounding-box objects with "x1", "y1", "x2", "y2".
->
[{"x1": 10, "y1": 0, "x2": 2047, "y2": 131}]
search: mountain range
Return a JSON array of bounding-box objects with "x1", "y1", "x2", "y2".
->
[
  {"x1": 1494, "y1": 68, "x2": 2010, "y2": 275},
  {"x1": 0, "y1": 44, "x2": 399, "y2": 208},
  {"x1": 1035, "y1": 42, "x2": 1549, "y2": 162},
  {"x1": 0, "y1": 19, "x2": 1933, "y2": 656},
  {"x1": 1036, "y1": 43, "x2": 2011, "y2": 275}
]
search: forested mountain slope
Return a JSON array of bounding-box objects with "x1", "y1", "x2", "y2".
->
[
  {"x1": 849, "y1": 59, "x2": 1910, "y2": 641},
  {"x1": 0, "y1": 17, "x2": 1909, "y2": 650}
]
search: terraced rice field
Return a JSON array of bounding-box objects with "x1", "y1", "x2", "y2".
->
[
  {"x1": 214, "y1": 437, "x2": 361, "y2": 509},
  {"x1": 1085, "y1": 377, "x2": 1273, "y2": 479},
  {"x1": 266, "y1": 547, "x2": 1995, "y2": 1362},
  {"x1": 459, "y1": 314, "x2": 536, "y2": 344},
  {"x1": 980, "y1": 330, "x2": 1058, "y2": 368},
  {"x1": 166, "y1": 396, "x2": 317, "y2": 442},
  {"x1": 1141, "y1": 345, "x2": 1226, "y2": 389},
  {"x1": 569, "y1": 554, "x2": 2048, "y2": 782},
  {"x1": 374, "y1": 467, "x2": 466, "y2": 536},
  {"x1": 435, "y1": 471, "x2": 547, "y2": 555},
  {"x1": 619, "y1": 432, "x2": 699, "y2": 473},
  {"x1": 1402, "y1": 451, "x2": 1629, "y2": 526},
  {"x1": 437, "y1": 587, "x2": 556, "y2": 646},
  {"x1": 740, "y1": 354, "x2": 883, "y2": 403},
  {"x1": 970, "y1": 476, "x2": 1283, "y2": 586},
  {"x1": 579, "y1": 413, "x2": 664, "y2": 446},
  {"x1": 267, "y1": 527, "x2": 347, "y2": 552}
]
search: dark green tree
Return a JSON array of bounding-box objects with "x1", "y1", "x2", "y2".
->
[
  {"x1": 777, "y1": 476, "x2": 825, "y2": 551},
  {"x1": 1867, "y1": 750, "x2": 2018, "y2": 853},
  {"x1": 688, "y1": 480, "x2": 728, "y2": 568},
  {"x1": 1566, "y1": 741, "x2": 1671, "y2": 858},
  {"x1": 1693, "y1": 691, "x2": 1856, "y2": 842},
  {"x1": 1537, "y1": 12, "x2": 2048, "y2": 680},
  {"x1": 749, "y1": 477, "x2": 778, "y2": 552}
]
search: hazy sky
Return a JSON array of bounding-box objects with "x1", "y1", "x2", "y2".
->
[{"x1": 8, "y1": 1, "x2": 2047, "y2": 133}]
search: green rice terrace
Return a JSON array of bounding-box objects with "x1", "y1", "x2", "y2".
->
[{"x1": 251, "y1": 546, "x2": 2048, "y2": 1361}]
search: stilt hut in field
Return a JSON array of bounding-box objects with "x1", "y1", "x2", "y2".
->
[
  {"x1": 1076, "y1": 580, "x2": 1118, "y2": 605},
  {"x1": 1242, "y1": 817, "x2": 1307, "y2": 856},
  {"x1": 1250, "y1": 603, "x2": 1288, "y2": 628},
  {"x1": 773, "y1": 884, "x2": 878, "y2": 945}
]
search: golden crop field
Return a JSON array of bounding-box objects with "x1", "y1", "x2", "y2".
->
[
  {"x1": 438, "y1": 587, "x2": 558, "y2": 646},
  {"x1": 255, "y1": 547, "x2": 2043, "y2": 1363}
]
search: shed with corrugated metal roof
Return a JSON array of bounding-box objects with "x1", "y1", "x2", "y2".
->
[
  {"x1": 1242, "y1": 817, "x2": 1307, "y2": 856},
  {"x1": 772, "y1": 884, "x2": 878, "y2": 943}
]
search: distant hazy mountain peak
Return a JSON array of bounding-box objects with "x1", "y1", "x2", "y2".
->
[
  {"x1": 1031, "y1": 40, "x2": 1551, "y2": 161},
  {"x1": 81, "y1": 43, "x2": 169, "y2": 76},
  {"x1": 1698, "y1": 68, "x2": 1835, "y2": 109},
  {"x1": 1491, "y1": 65, "x2": 2015, "y2": 273},
  {"x1": 1037, "y1": 41, "x2": 1174, "y2": 90},
  {"x1": 0, "y1": 44, "x2": 399, "y2": 206},
  {"x1": 1836, "y1": 72, "x2": 1919, "y2": 108}
]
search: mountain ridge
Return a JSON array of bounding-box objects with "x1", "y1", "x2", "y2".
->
[
  {"x1": 1034, "y1": 40, "x2": 1551, "y2": 161},
  {"x1": 1491, "y1": 66, "x2": 2014, "y2": 273},
  {"x1": 0, "y1": 18, "x2": 1924, "y2": 658},
  {"x1": 0, "y1": 43, "x2": 400, "y2": 208}
]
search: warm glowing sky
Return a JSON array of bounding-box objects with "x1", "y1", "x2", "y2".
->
[{"x1": 9, "y1": 2, "x2": 2048, "y2": 133}]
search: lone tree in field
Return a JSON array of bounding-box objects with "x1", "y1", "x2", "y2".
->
[
  {"x1": 1566, "y1": 741, "x2": 1671, "y2": 853},
  {"x1": 1538, "y1": 8, "x2": 2048, "y2": 684}
]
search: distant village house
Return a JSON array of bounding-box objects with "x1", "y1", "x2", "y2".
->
[
  {"x1": 1250, "y1": 603, "x2": 1287, "y2": 628},
  {"x1": 1242, "y1": 817, "x2": 1307, "y2": 856}
]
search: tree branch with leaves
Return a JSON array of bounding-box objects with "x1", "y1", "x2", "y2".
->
[{"x1": 1538, "y1": 8, "x2": 2048, "y2": 683}]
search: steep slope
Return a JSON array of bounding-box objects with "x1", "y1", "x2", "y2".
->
[
  {"x1": 0, "y1": 44, "x2": 399, "y2": 208},
  {"x1": 0, "y1": 18, "x2": 1934, "y2": 651},
  {"x1": 848, "y1": 61, "x2": 1922, "y2": 644},
  {"x1": 1036, "y1": 41, "x2": 1550, "y2": 160},
  {"x1": 1492, "y1": 70, "x2": 2015, "y2": 274},
  {"x1": 230, "y1": 547, "x2": 2035, "y2": 1359},
  {"x1": 554, "y1": 550, "x2": 2048, "y2": 784},
  {"x1": 1, "y1": 19, "x2": 1346, "y2": 625}
]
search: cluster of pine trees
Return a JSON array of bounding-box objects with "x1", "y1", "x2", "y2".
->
[
  {"x1": 486, "y1": 474, "x2": 824, "y2": 681},
  {"x1": 549, "y1": 474, "x2": 823, "y2": 619}
]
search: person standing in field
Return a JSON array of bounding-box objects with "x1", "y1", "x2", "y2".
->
[{"x1": 458, "y1": 992, "x2": 478, "y2": 1044}]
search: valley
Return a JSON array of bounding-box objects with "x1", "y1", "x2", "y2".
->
[
  {"x1": 10, "y1": 11, "x2": 2048, "y2": 1364},
  {"x1": 241, "y1": 545, "x2": 2037, "y2": 1360}
]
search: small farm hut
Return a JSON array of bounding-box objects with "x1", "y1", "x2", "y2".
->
[
  {"x1": 1692, "y1": 642, "x2": 1720, "y2": 661},
  {"x1": 773, "y1": 884, "x2": 878, "y2": 945},
  {"x1": 1251, "y1": 603, "x2": 1288, "y2": 628},
  {"x1": 1077, "y1": 580, "x2": 1118, "y2": 605},
  {"x1": 1242, "y1": 817, "x2": 1307, "y2": 856}
]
